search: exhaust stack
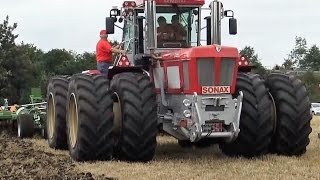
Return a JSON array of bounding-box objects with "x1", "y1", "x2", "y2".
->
[
  {"x1": 145, "y1": 0, "x2": 156, "y2": 50},
  {"x1": 210, "y1": 0, "x2": 223, "y2": 45}
]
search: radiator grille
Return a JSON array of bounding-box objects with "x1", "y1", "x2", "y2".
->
[
  {"x1": 219, "y1": 58, "x2": 235, "y2": 86},
  {"x1": 197, "y1": 58, "x2": 215, "y2": 86},
  {"x1": 183, "y1": 61, "x2": 190, "y2": 89}
]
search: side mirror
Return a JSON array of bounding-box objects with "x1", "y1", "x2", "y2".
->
[
  {"x1": 229, "y1": 18, "x2": 237, "y2": 35},
  {"x1": 105, "y1": 17, "x2": 115, "y2": 34}
]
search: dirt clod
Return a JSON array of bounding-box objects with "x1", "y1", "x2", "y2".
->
[{"x1": 0, "y1": 130, "x2": 114, "y2": 180}]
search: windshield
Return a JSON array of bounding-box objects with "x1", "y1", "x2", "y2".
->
[
  {"x1": 156, "y1": 7, "x2": 199, "y2": 48},
  {"x1": 122, "y1": 14, "x2": 135, "y2": 53}
]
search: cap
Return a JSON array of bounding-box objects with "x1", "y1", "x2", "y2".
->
[{"x1": 100, "y1": 30, "x2": 108, "y2": 36}]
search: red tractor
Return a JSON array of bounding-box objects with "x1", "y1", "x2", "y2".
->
[{"x1": 46, "y1": 0, "x2": 312, "y2": 162}]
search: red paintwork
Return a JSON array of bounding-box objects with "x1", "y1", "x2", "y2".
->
[
  {"x1": 82, "y1": 70, "x2": 101, "y2": 75},
  {"x1": 123, "y1": 1, "x2": 137, "y2": 8},
  {"x1": 136, "y1": 0, "x2": 205, "y2": 6},
  {"x1": 117, "y1": 55, "x2": 131, "y2": 67},
  {"x1": 238, "y1": 55, "x2": 249, "y2": 67},
  {"x1": 238, "y1": 55, "x2": 253, "y2": 72},
  {"x1": 152, "y1": 44, "x2": 240, "y2": 95}
]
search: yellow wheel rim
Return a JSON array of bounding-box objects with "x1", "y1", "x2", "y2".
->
[
  {"x1": 113, "y1": 93, "x2": 122, "y2": 140},
  {"x1": 68, "y1": 93, "x2": 79, "y2": 148},
  {"x1": 47, "y1": 93, "x2": 55, "y2": 139}
]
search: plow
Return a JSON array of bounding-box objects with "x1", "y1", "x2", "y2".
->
[{"x1": 0, "y1": 88, "x2": 47, "y2": 138}]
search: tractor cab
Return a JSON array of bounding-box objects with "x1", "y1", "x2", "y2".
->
[
  {"x1": 106, "y1": 0, "x2": 242, "y2": 94},
  {"x1": 154, "y1": 6, "x2": 200, "y2": 49},
  {"x1": 106, "y1": 0, "x2": 237, "y2": 62}
]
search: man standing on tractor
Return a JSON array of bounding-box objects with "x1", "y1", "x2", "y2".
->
[{"x1": 96, "y1": 30, "x2": 126, "y2": 75}]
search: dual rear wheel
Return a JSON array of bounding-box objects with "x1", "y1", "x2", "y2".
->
[
  {"x1": 46, "y1": 72, "x2": 158, "y2": 162},
  {"x1": 47, "y1": 71, "x2": 312, "y2": 160}
]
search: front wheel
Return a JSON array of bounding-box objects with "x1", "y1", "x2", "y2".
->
[
  {"x1": 110, "y1": 72, "x2": 158, "y2": 162},
  {"x1": 266, "y1": 73, "x2": 312, "y2": 156},
  {"x1": 46, "y1": 76, "x2": 69, "y2": 149},
  {"x1": 219, "y1": 73, "x2": 274, "y2": 157},
  {"x1": 66, "y1": 74, "x2": 114, "y2": 161}
]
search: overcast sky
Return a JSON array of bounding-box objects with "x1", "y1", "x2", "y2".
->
[{"x1": 0, "y1": 0, "x2": 318, "y2": 68}]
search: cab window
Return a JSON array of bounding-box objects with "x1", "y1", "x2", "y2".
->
[{"x1": 156, "y1": 7, "x2": 199, "y2": 48}]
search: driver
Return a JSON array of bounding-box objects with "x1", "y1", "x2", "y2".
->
[
  {"x1": 157, "y1": 16, "x2": 172, "y2": 42},
  {"x1": 170, "y1": 15, "x2": 187, "y2": 41}
]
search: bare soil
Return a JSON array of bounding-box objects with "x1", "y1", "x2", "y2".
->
[
  {"x1": 0, "y1": 130, "x2": 115, "y2": 180},
  {"x1": 1, "y1": 117, "x2": 320, "y2": 180}
]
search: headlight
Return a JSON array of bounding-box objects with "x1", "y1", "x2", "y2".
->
[
  {"x1": 183, "y1": 99, "x2": 191, "y2": 107},
  {"x1": 183, "y1": 110, "x2": 191, "y2": 118}
]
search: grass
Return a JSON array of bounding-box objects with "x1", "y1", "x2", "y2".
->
[{"x1": 32, "y1": 116, "x2": 320, "y2": 180}]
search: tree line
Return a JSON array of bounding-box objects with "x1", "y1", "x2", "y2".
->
[
  {"x1": 240, "y1": 36, "x2": 320, "y2": 102},
  {"x1": 0, "y1": 16, "x2": 120, "y2": 105},
  {"x1": 0, "y1": 16, "x2": 319, "y2": 105}
]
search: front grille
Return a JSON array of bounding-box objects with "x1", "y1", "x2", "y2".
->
[
  {"x1": 219, "y1": 58, "x2": 235, "y2": 86},
  {"x1": 197, "y1": 58, "x2": 215, "y2": 86},
  {"x1": 196, "y1": 58, "x2": 235, "y2": 87},
  {"x1": 183, "y1": 61, "x2": 190, "y2": 89}
]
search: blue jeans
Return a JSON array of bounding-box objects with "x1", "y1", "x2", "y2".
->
[{"x1": 97, "y1": 61, "x2": 110, "y2": 75}]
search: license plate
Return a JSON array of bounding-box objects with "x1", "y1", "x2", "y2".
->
[{"x1": 213, "y1": 123, "x2": 223, "y2": 132}]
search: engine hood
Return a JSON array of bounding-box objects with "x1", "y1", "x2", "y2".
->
[{"x1": 160, "y1": 44, "x2": 239, "y2": 61}]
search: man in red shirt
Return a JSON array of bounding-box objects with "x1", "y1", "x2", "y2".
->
[{"x1": 96, "y1": 30, "x2": 126, "y2": 75}]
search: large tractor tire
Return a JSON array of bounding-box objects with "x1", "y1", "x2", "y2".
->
[
  {"x1": 66, "y1": 74, "x2": 113, "y2": 161},
  {"x1": 219, "y1": 73, "x2": 274, "y2": 157},
  {"x1": 111, "y1": 72, "x2": 158, "y2": 162},
  {"x1": 266, "y1": 73, "x2": 312, "y2": 156},
  {"x1": 17, "y1": 114, "x2": 34, "y2": 138},
  {"x1": 47, "y1": 76, "x2": 69, "y2": 149},
  {"x1": 178, "y1": 140, "x2": 193, "y2": 148}
]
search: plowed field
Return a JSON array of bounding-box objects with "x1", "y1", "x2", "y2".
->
[{"x1": 1, "y1": 117, "x2": 320, "y2": 180}]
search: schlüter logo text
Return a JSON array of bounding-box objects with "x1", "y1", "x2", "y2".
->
[
  {"x1": 202, "y1": 86, "x2": 231, "y2": 94},
  {"x1": 164, "y1": 0, "x2": 186, "y2": 3}
]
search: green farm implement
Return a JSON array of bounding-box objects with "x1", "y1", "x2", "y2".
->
[
  {"x1": 0, "y1": 99, "x2": 17, "y2": 121},
  {"x1": 0, "y1": 88, "x2": 47, "y2": 138}
]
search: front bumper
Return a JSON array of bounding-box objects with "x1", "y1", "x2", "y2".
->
[{"x1": 181, "y1": 91, "x2": 244, "y2": 142}]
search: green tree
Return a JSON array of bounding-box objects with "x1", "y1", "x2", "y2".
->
[
  {"x1": 75, "y1": 52, "x2": 96, "y2": 71},
  {"x1": 0, "y1": 16, "x2": 37, "y2": 104},
  {"x1": 239, "y1": 46, "x2": 266, "y2": 75},
  {"x1": 42, "y1": 48, "x2": 76, "y2": 75},
  {"x1": 300, "y1": 45, "x2": 320, "y2": 71},
  {"x1": 283, "y1": 36, "x2": 307, "y2": 70},
  {"x1": 299, "y1": 71, "x2": 320, "y2": 102},
  {"x1": 17, "y1": 43, "x2": 45, "y2": 102},
  {"x1": 282, "y1": 59, "x2": 295, "y2": 70}
]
